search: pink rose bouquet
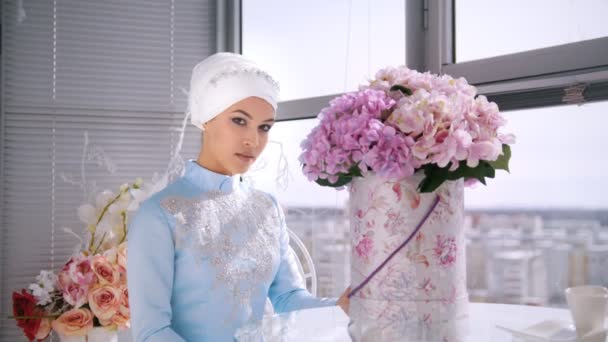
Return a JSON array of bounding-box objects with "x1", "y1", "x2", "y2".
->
[{"x1": 8, "y1": 179, "x2": 143, "y2": 340}]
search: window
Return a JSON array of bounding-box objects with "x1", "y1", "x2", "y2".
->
[
  {"x1": 242, "y1": 0, "x2": 405, "y2": 102},
  {"x1": 455, "y1": 0, "x2": 608, "y2": 63},
  {"x1": 465, "y1": 101, "x2": 608, "y2": 306},
  {"x1": 466, "y1": 101, "x2": 608, "y2": 209},
  {"x1": 250, "y1": 100, "x2": 608, "y2": 305},
  {"x1": 421, "y1": 1, "x2": 608, "y2": 111},
  {"x1": 245, "y1": 2, "x2": 608, "y2": 306},
  {"x1": 242, "y1": 0, "x2": 407, "y2": 297}
]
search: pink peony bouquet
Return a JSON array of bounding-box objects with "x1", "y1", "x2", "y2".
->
[
  {"x1": 9, "y1": 179, "x2": 148, "y2": 341},
  {"x1": 299, "y1": 66, "x2": 515, "y2": 192}
]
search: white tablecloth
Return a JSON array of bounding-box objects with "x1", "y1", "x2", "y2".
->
[
  {"x1": 117, "y1": 303, "x2": 597, "y2": 341},
  {"x1": 265, "y1": 302, "x2": 577, "y2": 342}
]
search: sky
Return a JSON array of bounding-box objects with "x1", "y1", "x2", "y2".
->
[{"x1": 240, "y1": 0, "x2": 608, "y2": 210}]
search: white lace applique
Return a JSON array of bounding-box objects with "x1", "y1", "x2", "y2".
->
[{"x1": 160, "y1": 188, "x2": 281, "y2": 318}]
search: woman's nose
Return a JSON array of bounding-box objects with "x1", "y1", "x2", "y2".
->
[{"x1": 243, "y1": 130, "x2": 259, "y2": 148}]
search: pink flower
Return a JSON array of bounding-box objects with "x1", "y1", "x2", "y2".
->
[
  {"x1": 113, "y1": 285, "x2": 131, "y2": 328},
  {"x1": 434, "y1": 235, "x2": 457, "y2": 267},
  {"x1": 51, "y1": 308, "x2": 94, "y2": 337},
  {"x1": 300, "y1": 64, "x2": 515, "y2": 189},
  {"x1": 299, "y1": 89, "x2": 401, "y2": 183},
  {"x1": 118, "y1": 285, "x2": 129, "y2": 317},
  {"x1": 356, "y1": 209, "x2": 365, "y2": 219},
  {"x1": 64, "y1": 255, "x2": 95, "y2": 286},
  {"x1": 405, "y1": 188, "x2": 421, "y2": 209},
  {"x1": 355, "y1": 234, "x2": 374, "y2": 260},
  {"x1": 59, "y1": 281, "x2": 89, "y2": 308},
  {"x1": 112, "y1": 311, "x2": 130, "y2": 329},
  {"x1": 117, "y1": 243, "x2": 127, "y2": 275},
  {"x1": 391, "y1": 183, "x2": 402, "y2": 201},
  {"x1": 466, "y1": 140, "x2": 501, "y2": 168},
  {"x1": 35, "y1": 318, "x2": 52, "y2": 340},
  {"x1": 464, "y1": 178, "x2": 480, "y2": 188},
  {"x1": 58, "y1": 255, "x2": 95, "y2": 308},
  {"x1": 92, "y1": 255, "x2": 120, "y2": 285},
  {"x1": 419, "y1": 278, "x2": 436, "y2": 296},
  {"x1": 88, "y1": 285, "x2": 121, "y2": 324}
]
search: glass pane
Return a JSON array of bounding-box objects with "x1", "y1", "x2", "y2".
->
[
  {"x1": 247, "y1": 119, "x2": 350, "y2": 298},
  {"x1": 252, "y1": 101, "x2": 608, "y2": 305},
  {"x1": 465, "y1": 101, "x2": 608, "y2": 307},
  {"x1": 465, "y1": 101, "x2": 608, "y2": 210},
  {"x1": 242, "y1": 0, "x2": 405, "y2": 101},
  {"x1": 456, "y1": 0, "x2": 608, "y2": 62}
]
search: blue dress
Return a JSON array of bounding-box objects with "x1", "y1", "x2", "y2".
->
[{"x1": 127, "y1": 160, "x2": 336, "y2": 341}]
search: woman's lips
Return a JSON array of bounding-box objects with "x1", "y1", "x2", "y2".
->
[{"x1": 235, "y1": 153, "x2": 255, "y2": 163}]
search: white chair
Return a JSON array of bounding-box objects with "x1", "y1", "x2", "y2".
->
[
  {"x1": 287, "y1": 227, "x2": 318, "y2": 297},
  {"x1": 264, "y1": 228, "x2": 318, "y2": 315}
]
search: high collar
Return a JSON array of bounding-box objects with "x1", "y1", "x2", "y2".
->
[{"x1": 183, "y1": 160, "x2": 241, "y2": 193}]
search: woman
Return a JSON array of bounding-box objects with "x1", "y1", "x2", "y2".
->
[{"x1": 127, "y1": 52, "x2": 349, "y2": 341}]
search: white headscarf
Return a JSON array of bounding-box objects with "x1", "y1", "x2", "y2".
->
[{"x1": 188, "y1": 52, "x2": 280, "y2": 130}]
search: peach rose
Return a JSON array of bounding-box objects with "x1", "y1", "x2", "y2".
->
[
  {"x1": 111, "y1": 311, "x2": 130, "y2": 329},
  {"x1": 88, "y1": 285, "x2": 120, "y2": 322},
  {"x1": 35, "y1": 318, "x2": 52, "y2": 340},
  {"x1": 116, "y1": 243, "x2": 127, "y2": 274},
  {"x1": 118, "y1": 285, "x2": 129, "y2": 317},
  {"x1": 107, "y1": 285, "x2": 130, "y2": 329},
  {"x1": 51, "y1": 308, "x2": 93, "y2": 337},
  {"x1": 92, "y1": 255, "x2": 119, "y2": 285},
  {"x1": 102, "y1": 246, "x2": 118, "y2": 264}
]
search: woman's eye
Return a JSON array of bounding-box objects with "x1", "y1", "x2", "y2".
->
[
  {"x1": 260, "y1": 124, "x2": 273, "y2": 132},
  {"x1": 232, "y1": 117, "x2": 246, "y2": 126}
]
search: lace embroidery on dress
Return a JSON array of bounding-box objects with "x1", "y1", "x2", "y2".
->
[{"x1": 160, "y1": 188, "x2": 281, "y2": 319}]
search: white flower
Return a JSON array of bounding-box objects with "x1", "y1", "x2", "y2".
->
[
  {"x1": 28, "y1": 270, "x2": 58, "y2": 306},
  {"x1": 38, "y1": 270, "x2": 58, "y2": 288},
  {"x1": 127, "y1": 177, "x2": 163, "y2": 212},
  {"x1": 127, "y1": 188, "x2": 149, "y2": 212},
  {"x1": 78, "y1": 204, "x2": 97, "y2": 225},
  {"x1": 103, "y1": 246, "x2": 118, "y2": 264},
  {"x1": 96, "y1": 190, "x2": 115, "y2": 209}
]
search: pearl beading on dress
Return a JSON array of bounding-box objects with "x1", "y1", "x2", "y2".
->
[{"x1": 208, "y1": 66, "x2": 280, "y2": 93}]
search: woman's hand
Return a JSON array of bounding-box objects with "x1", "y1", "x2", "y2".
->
[{"x1": 337, "y1": 286, "x2": 351, "y2": 314}]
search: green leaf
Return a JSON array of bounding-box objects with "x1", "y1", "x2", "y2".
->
[
  {"x1": 314, "y1": 164, "x2": 362, "y2": 188},
  {"x1": 389, "y1": 85, "x2": 412, "y2": 96},
  {"x1": 417, "y1": 160, "x2": 497, "y2": 193},
  {"x1": 315, "y1": 175, "x2": 351, "y2": 188},
  {"x1": 348, "y1": 164, "x2": 363, "y2": 177},
  {"x1": 488, "y1": 144, "x2": 512, "y2": 172},
  {"x1": 417, "y1": 173, "x2": 446, "y2": 193}
]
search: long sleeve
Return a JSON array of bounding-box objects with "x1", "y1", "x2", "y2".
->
[
  {"x1": 267, "y1": 196, "x2": 338, "y2": 313},
  {"x1": 127, "y1": 200, "x2": 185, "y2": 342}
]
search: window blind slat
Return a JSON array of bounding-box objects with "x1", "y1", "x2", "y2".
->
[{"x1": 1, "y1": 1, "x2": 216, "y2": 340}]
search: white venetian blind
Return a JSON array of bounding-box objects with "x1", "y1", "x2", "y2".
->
[{"x1": 1, "y1": 1, "x2": 215, "y2": 340}]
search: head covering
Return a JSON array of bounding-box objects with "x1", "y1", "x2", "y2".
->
[{"x1": 188, "y1": 52, "x2": 280, "y2": 130}]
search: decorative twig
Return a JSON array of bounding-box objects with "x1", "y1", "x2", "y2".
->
[{"x1": 88, "y1": 186, "x2": 130, "y2": 253}]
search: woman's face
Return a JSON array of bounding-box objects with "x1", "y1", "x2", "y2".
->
[{"x1": 199, "y1": 96, "x2": 276, "y2": 175}]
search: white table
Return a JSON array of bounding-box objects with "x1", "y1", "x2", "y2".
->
[
  {"x1": 117, "y1": 303, "x2": 600, "y2": 341},
  {"x1": 272, "y1": 302, "x2": 579, "y2": 341}
]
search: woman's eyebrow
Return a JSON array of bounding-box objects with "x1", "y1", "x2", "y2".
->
[{"x1": 232, "y1": 109, "x2": 275, "y2": 123}]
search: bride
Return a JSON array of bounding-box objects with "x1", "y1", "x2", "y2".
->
[{"x1": 127, "y1": 52, "x2": 349, "y2": 341}]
